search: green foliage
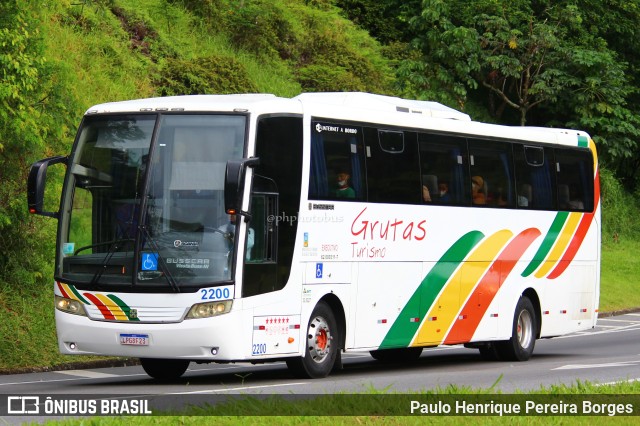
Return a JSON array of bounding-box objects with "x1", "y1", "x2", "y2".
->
[
  {"x1": 226, "y1": 0, "x2": 298, "y2": 59},
  {"x1": 155, "y1": 56, "x2": 258, "y2": 95},
  {"x1": 336, "y1": 0, "x2": 418, "y2": 43},
  {"x1": 167, "y1": 0, "x2": 393, "y2": 94},
  {"x1": 297, "y1": 64, "x2": 366, "y2": 92},
  {"x1": 599, "y1": 168, "x2": 640, "y2": 241},
  {"x1": 400, "y1": 0, "x2": 640, "y2": 191},
  {"x1": 0, "y1": 1, "x2": 73, "y2": 277}
]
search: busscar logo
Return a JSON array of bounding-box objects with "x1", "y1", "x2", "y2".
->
[{"x1": 8, "y1": 396, "x2": 40, "y2": 414}]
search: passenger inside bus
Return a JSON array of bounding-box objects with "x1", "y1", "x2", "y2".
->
[
  {"x1": 422, "y1": 176, "x2": 451, "y2": 203},
  {"x1": 472, "y1": 175, "x2": 487, "y2": 205},
  {"x1": 518, "y1": 183, "x2": 531, "y2": 207},
  {"x1": 437, "y1": 181, "x2": 451, "y2": 203},
  {"x1": 335, "y1": 170, "x2": 356, "y2": 199}
]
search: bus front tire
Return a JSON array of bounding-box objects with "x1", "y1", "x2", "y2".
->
[
  {"x1": 140, "y1": 358, "x2": 190, "y2": 380},
  {"x1": 287, "y1": 301, "x2": 339, "y2": 379},
  {"x1": 497, "y1": 296, "x2": 537, "y2": 361}
]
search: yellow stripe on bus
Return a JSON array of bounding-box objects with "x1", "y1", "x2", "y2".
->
[
  {"x1": 534, "y1": 212, "x2": 582, "y2": 278},
  {"x1": 412, "y1": 230, "x2": 513, "y2": 346},
  {"x1": 94, "y1": 293, "x2": 128, "y2": 321}
]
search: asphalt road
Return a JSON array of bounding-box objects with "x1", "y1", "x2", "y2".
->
[{"x1": 1, "y1": 312, "x2": 639, "y2": 421}]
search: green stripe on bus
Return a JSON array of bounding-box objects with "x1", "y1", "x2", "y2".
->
[
  {"x1": 521, "y1": 211, "x2": 569, "y2": 277},
  {"x1": 578, "y1": 135, "x2": 589, "y2": 147},
  {"x1": 107, "y1": 294, "x2": 140, "y2": 322},
  {"x1": 69, "y1": 285, "x2": 90, "y2": 305},
  {"x1": 379, "y1": 230, "x2": 484, "y2": 349}
]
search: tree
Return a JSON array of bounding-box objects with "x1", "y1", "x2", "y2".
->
[
  {"x1": 0, "y1": 1, "x2": 73, "y2": 285},
  {"x1": 401, "y1": 0, "x2": 640, "y2": 187}
]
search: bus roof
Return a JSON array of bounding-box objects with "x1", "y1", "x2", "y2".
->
[
  {"x1": 84, "y1": 92, "x2": 590, "y2": 146},
  {"x1": 84, "y1": 92, "x2": 470, "y2": 120},
  {"x1": 293, "y1": 92, "x2": 471, "y2": 121}
]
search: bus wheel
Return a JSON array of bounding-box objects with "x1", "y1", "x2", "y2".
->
[
  {"x1": 498, "y1": 296, "x2": 537, "y2": 361},
  {"x1": 140, "y1": 358, "x2": 189, "y2": 380},
  {"x1": 286, "y1": 301, "x2": 339, "y2": 379},
  {"x1": 370, "y1": 347, "x2": 423, "y2": 363}
]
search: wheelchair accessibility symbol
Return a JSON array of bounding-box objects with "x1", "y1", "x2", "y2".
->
[
  {"x1": 141, "y1": 253, "x2": 159, "y2": 271},
  {"x1": 315, "y1": 263, "x2": 323, "y2": 279}
]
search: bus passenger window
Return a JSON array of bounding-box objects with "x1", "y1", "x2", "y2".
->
[
  {"x1": 514, "y1": 145, "x2": 555, "y2": 210},
  {"x1": 468, "y1": 139, "x2": 514, "y2": 208},
  {"x1": 365, "y1": 128, "x2": 420, "y2": 204},
  {"x1": 418, "y1": 133, "x2": 469, "y2": 206},
  {"x1": 308, "y1": 121, "x2": 364, "y2": 201},
  {"x1": 555, "y1": 148, "x2": 593, "y2": 212}
]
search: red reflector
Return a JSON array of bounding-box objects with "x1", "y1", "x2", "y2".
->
[
  {"x1": 458, "y1": 315, "x2": 467, "y2": 320},
  {"x1": 543, "y1": 311, "x2": 550, "y2": 315},
  {"x1": 259, "y1": 325, "x2": 265, "y2": 330},
  {"x1": 581, "y1": 308, "x2": 587, "y2": 313},
  {"x1": 490, "y1": 313, "x2": 498, "y2": 318},
  {"x1": 294, "y1": 324, "x2": 300, "y2": 329},
  {"x1": 410, "y1": 317, "x2": 420, "y2": 323},
  {"x1": 377, "y1": 319, "x2": 387, "y2": 324},
  {"x1": 29, "y1": 208, "x2": 36, "y2": 214},
  {"x1": 560, "y1": 310, "x2": 567, "y2": 314}
]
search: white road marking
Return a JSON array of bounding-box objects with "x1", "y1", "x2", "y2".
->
[
  {"x1": 169, "y1": 382, "x2": 306, "y2": 395},
  {"x1": 55, "y1": 370, "x2": 118, "y2": 379},
  {"x1": 552, "y1": 361, "x2": 640, "y2": 370},
  {"x1": 0, "y1": 373, "x2": 149, "y2": 387}
]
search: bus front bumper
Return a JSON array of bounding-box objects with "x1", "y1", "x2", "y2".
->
[{"x1": 55, "y1": 309, "x2": 246, "y2": 361}]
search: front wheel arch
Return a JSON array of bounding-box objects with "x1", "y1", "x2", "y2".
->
[{"x1": 286, "y1": 300, "x2": 342, "y2": 378}]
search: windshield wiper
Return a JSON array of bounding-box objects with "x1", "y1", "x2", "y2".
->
[
  {"x1": 88, "y1": 239, "x2": 135, "y2": 286},
  {"x1": 138, "y1": 225, "x2": 180, "y2": 293},
  {"x1": 74, "y1": 239, "x2": 134, "y2": 256}
]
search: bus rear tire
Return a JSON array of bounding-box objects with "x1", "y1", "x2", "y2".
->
[
  {"x1": 497, "y1": 296, "x2": 537, "y2": 361},
  {"x1": 286, "y1": 301, "x2": 339, "y2": 379},
  {"x1": 370, "y1": 347, "x2": 423, "y2": 363},
  {"x1": 140, "y1": 358, "x2": 189, "y2": 380}
]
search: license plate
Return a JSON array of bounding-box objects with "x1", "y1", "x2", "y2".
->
[{"x1": 119, "y1": 333, "x2": 149, "y2": 346}]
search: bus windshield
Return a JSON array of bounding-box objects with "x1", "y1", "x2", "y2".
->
[{"x1": 58, "y1": 113, "x2": 247, "y2": 290}]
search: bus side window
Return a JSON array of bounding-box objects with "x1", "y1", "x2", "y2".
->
[
  {"x1": 365, "y1": 129, "x2": 420, "y2": 204},
  {"x1": 418, "y1": 133, "x2": 470, "y2": 206},
  {"x1": 555, "y1": 148, "x2": 594, "y2": 212},
  {"x1": 309, "y1": 122, "x2": 365, "y2": 201},
  {"x1": 514, "y1": 144, "x2": 556, "y2": 210},
  {"x1": 468, "y1": 139, "x2": 514, "y2": 208}
]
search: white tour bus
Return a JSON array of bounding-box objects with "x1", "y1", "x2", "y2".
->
[{"x1": 28, "y1": 92, "x2": 600, "y2": 379}]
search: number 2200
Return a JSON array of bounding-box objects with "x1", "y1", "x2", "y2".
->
[{"x1": 200, "y1": 287, "x2": 230, "y2": 300}]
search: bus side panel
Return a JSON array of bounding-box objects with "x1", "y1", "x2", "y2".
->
[{"x1": 352, "y1": 262, "x2": 423, "y2": 349}]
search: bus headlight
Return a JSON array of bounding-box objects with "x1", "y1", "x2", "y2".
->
[
  {"x1": 55, "y1": 295, "x2": 87, "y2": 317},
  {"x1": 186, "y1": 300, "x2": 233, "y2": 319}
]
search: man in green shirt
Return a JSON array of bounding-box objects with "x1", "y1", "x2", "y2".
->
[{"x1": 335, "y1": 171, "x2": 355, "y2": 199}]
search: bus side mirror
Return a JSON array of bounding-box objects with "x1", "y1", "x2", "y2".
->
[
  {"x1": 27, "y1": 155, "x2": 67, "y2": 218},
  {"x1": 224, "y1": 157, "x2": 260, "y2": 217}
]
